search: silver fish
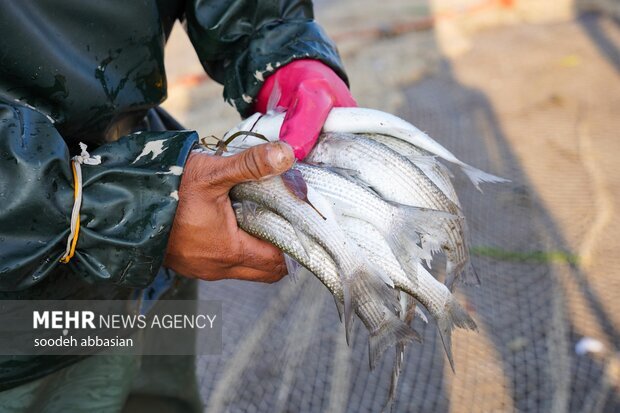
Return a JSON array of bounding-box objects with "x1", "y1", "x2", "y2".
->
[
  {"x1": 365, "y1": 133, "x2": 460, "y2": 207},
  {"x1": 233, "y1": 203, "x2": 420, "y2": 368},
  {"x1": 293, "y1": 161, "x2": 463, "y2": 287},
  {"x1": 223, "y1": 108, "x2": 509, "y2": 189},
  {"x1": 230, "y1": 172, "x2": 387, "y2": 341},
  {"x1": 321, "y1": 107, "x2": 510, "y2": 190},
  {"x1": 307, "y1": 133, "x2": 475, "y2": 289},
  {"x1": 341, "y1": 216, "x2": 477, "y2": 371}
]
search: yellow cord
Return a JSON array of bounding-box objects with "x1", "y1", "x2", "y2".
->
[{"x1": 59, "y1": 161, "x2": 81, "y2": 264}]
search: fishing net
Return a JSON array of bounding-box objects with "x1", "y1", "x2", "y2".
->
[{"x1": 187, "y1": 11, "x2": 620, "y2": 413}]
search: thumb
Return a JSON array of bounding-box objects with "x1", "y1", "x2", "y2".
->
[
  {"x1": 211, "y1": 142, "x2": 294, "y2": 189},
  {"x1": 280, "y1": 81, "x2": 333, "y2": 160}
]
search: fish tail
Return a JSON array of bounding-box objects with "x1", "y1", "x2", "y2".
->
[
  {"x1": 460, "y1": 163, "x2": 510, "y2": 192},
  {"x1": 420, "y1": 234, "x2": 444, "y2": 261},
  {"x1": 344, "y1": 261, "x2": 392, "y2": 346},
  {"x1": 368, "y1": 309, "x2": 421, "y2": 371},
  {"x1": 387, "y1": 203, "x2": 461, "y2": 271},
  {"x1": 436, "y1": 296, "x2": 477, "y2": 372},
  {"x1": 348, "y1": 266, "x2": 420, "y2": 370},
  {"x1": 384, "y1": 292, "x2": 423, "y2": 412}
]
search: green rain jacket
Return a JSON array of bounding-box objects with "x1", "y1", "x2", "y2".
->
[{"x1": 0, "y1": 0, "x2": 346, "y2": 390}]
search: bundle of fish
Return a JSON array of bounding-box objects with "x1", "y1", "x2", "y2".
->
[{"x1": 214, "y1": 108, "x2": 507, "y2": 404}]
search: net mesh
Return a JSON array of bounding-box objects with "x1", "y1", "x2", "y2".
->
[{"x1": 189, "y1": 12, "x2": 620, "y2": 413}]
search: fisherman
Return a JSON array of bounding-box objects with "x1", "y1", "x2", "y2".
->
[{"x1": 0, "y1": 1, "x2": 355, "y2": 411}]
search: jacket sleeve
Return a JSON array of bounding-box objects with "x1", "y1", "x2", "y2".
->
[
  {"x1": 184, "y1": 0, "x2": 348, "y2": 117},
  {"x1": 0, "y1": 100, "x2": 197, "y2": 291}
]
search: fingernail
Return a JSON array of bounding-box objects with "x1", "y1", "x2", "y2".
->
[{"x1": 268, "y1": 142, "x2": 294, "y2": 170}]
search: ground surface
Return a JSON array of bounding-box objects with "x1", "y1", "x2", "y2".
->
[{"x1": 161, "y1": 4, "x2": 620, "y2": 412}]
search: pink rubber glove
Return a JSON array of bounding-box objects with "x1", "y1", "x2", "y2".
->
[{"x1": 254, "y1": 59, "x2": 357, "y2": 160}]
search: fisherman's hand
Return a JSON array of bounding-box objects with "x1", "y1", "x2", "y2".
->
[
  {"x1": 164, "y1": 142, "x2": 294, "y2": 283},
  {"x1": 255, "y1": 59, "x2": 357, "y2": 160}
]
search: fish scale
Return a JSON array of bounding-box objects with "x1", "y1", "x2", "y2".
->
[
  {"x1": 230, "y1": 173, "x2": 396, "y2": 341},
  {"x1": 292, "y1": 164, "x2": 396, "y2": 228},
  {"x1": 218, "y1": 107, "x2": 502, "y2": 409},
  {"x1": 341, "y1": 216, "x2": 477, "y2": 371},
  {"x1": 307, "y1": 133, "x2": 472, "y2": 287},
  {"x1": 309, "y1": 133, "x2": 454, "y2": 214},
  {"x1": 233, "y1": 204, "x2": 420, "y2": 368},
  {"x1": 343, "y1": 217, "x2": 453, "y2": 317},
  {"x1": 366, "y1": 133, "x2": 461, "y2": 207},
  {"x1": 293, "y1": 162, "x2": 457, "y2": 276},
  {"x1": 222, "y1": 107, "x2": 509, "y2": 189},
  {"x1": 234, "y1": 204, "x2": 343, "y2": 301},
  {"x1": 231, "y1": 175, "x2": 359, "y2": 280}
]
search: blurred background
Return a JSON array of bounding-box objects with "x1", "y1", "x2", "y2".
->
[{"x1": 162, "y1": 0, "x2": 620, "y2": 412}]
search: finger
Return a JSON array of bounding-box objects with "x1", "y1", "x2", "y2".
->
[
  {"x1": 209, "y1": 142, "x2": 294, "y2": 190},
  {"x1": 280, "y1": 79, "x2": 334, "y2": 159},
  {"x1": 333, "y1": 90, "x2": 358, "y2": 107},
  {"x1": 296, "y1": 60, "x2": 356, "y2": 107},
  {"x1": 322, "y1": 72, "x2": 357, "y2": 107},
  {"x1": 226, "y1": 265, "x2": 287, "y2": 284},
  {"x1": 231, "y1": 229, "x2": 287, "y2": 283},
  {"x1": 237, "y1": 229, "x2": 287, "y2": 271}
]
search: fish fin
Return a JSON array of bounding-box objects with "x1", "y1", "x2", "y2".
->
[
  {"x1": 298, "y1": 267, "x2": 314, "y2": 280},
  {"x1": 305, "y1": 183, "x2": 340, "y2": 224},
  {"x1": 398, "y1": 291, "x2": 409, "y2": 319},
  {"x1": 406, "y1": 154, "x2": 439, "y2": 167},
  {"x1": 384, "y1": 344, "x2": 405, "y2": 413},
  {"x1": 386, "y1": 204, "x2": 460, "y2": 281},
  {"x1": 408, "y1": 154, "x2": 455, "y2": 178},
  {"x1": 238, "y1": 200, "x2": 258, "y2": 227},
  {"x1": 368, "y1": 309, "x2": 421, "y2": 371},
  {"x1": 409, "y1": 156, "x2": 461, "y2": 206},
  {"x1": 415, "y1": 245, "x2": 434, "y2": 269},
  {"x1": 399, "y1": 291, "x2": 426, "y2": 324},
  {"x1": 348, "y1": 245, "x2": 412, "y2": 350},
  {"x1": 283, "y1": 253, "x2": 301, "y2": 283},
  {"x1": 445, "y1": 259, "x2": 480, "y2": 291},
  {"x1": 282, "y1": 169, "x2": 326, "y2": 219},
  {"x1": 343, "y1": 260, "x2": 389, "y2": 346},
  {"x1": 365, "y1": 266, "x2": 401, "y2": 314},
  {"x1": 343, "y1": 278, "x2": 353, "y2": 345},
  {"x1": 266, "y1": 79, "x2": 282, "y2": 113},
  {"x1": 436, "y1": 296, "x2": 478, "y2": 373},
  {"x1": 321, "y1": 165, "x2": 381, "y2": 195},
  {"x1": 460, "y1": 164, "x2": 510, "y2": 192},
  {"x1": 392, "y1": 203, "x2": 460, "y2": 246},
  {"x1": 344, "y1": 261, "x2": 419, "y2": 370},
  {"x1": 433, "y1": 158, "x2": 455, "y2": 179},
  {"x1": 333, "y1": 295, "x2": 344, "y2": 324},
  {"x1": 420, "y1": 234, "x2": 444, "y2": 259},
  {"x1": 464, "y1": 261, "x2": 482, "y2": 285},
  {"x1": 292, "y1": 226, "x2": 314, "y2": 261},
  {"x1": 323, "y1": 165, "x2": 362, "y2": 181},
  {"x1": 311, "y1": 158, "x2": 384, "y2": 195},
  {"x1": 414, "y1": 304, "x2": 428, "y2": 324},
  {"x1": 366, "y1": 258, "x2": 395, "y2": 288},
  {"x1": 325, "y1": 167, "x2": 376, "y2": 193}
]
